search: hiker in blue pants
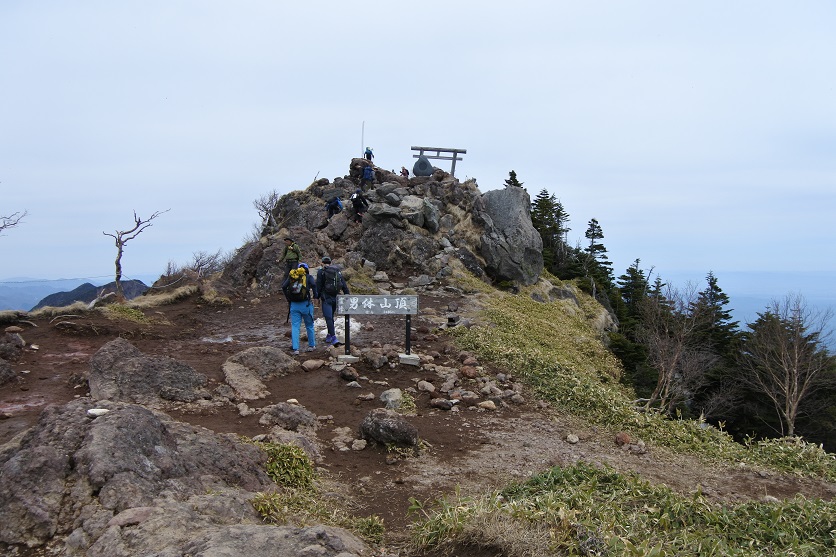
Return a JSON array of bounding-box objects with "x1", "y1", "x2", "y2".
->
[
  {"x1": 282, "y1": 263, "x2": 318, "y2": 355},
  {"x1": 316, "y1": 256, "x2": 350, "y2": 345}
]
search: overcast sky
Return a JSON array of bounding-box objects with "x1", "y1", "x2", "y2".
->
[{"x1": 2, "y1": 1, "x2": 834, "y2": 320}]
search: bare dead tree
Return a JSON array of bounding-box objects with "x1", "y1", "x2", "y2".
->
[
  {"x1": 253, "y1": 189, "x2": 281, "y2": 234},
  {"x1": 190, "y1": 249, "x2": 224, "y2": 277},
  {"x1": 103, "y1": 210, "x2": 169, "y2": 300},
  {"x1": 0, "y1": 210, "x2": 27, "y2": 235},
  {"x1": 737, "y1": 293, "x2": 834, "y2": 437},
  {"x1": 637, "y1": 283, "x2": 718, "y2": 414}
]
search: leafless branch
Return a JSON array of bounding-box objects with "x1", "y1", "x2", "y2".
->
[{"x1": 0, "y1": 210, "x2": 27, "y2": 235}]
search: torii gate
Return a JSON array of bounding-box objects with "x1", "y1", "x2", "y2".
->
[{"x1": 410, "y1": 146, "x2": 467, "y2": 176}]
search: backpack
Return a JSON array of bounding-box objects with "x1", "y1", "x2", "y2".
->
[
  {"x1": 322, "y1": 266, "x2": 341, "y2": 296},
  {"x1": 287, "y1": 270, "x2": 309, "y2": 302},
  {"x1": 363, "y1": 166, "x2": 374, "y2": 179},
  {"x1": 327, "y1": 197, "x2": 342, "y2": 213}
]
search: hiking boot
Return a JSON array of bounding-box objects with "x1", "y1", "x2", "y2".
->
[
  {"x1": 292, "y1": 349, "x2": 300, "y2": 355},
  {"x1": 324, "y1": 335, "x2": 335, "y2": 344},
  {"x1": 330, "y1": 336, "x2": 339, "y2": 345},
  {"x1": 305, "y1": 346, "x2": 315, "y2": 352}
]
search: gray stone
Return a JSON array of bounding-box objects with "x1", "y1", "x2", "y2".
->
[
  {"x1": 258, "y1": 402, "x2": 317, "y2": 432},
  {"x1": 358, "y1": 408, "x2": 418, "y2": 447},
  {"x1": 89, "y1": 338, "x2": 210, "y2": 406},
  {"x1": 478, "y1": 186, "x2": 543, "y2": 286},
  {"x1": 379, "y1": 388, "x2": 403, "y2": 410},
  {"x1": 0, "y1": 400, "x2": 277, "y2": 549},
  {"x1": 0, "y1": 358, "x2": 16, "y2": 387}
]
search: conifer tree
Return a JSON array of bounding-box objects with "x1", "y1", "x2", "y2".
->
[
  {"x1": 531, "y1": 189, "x2": 571, "y2": 273},
  {"x1": 504, "y1": 170, "x2": 524, "y2": 188},
  {"x1": 580, "y1": 218, "x2": 613, "y2": 294}
]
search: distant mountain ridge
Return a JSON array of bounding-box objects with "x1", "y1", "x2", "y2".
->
[{"x1": 30, "y1": 280, "x2": 149, "y2": 310}]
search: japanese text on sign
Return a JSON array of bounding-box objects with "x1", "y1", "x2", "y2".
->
[{"x1": 337, "y1": 295, "x2": 418, "y2": 315}]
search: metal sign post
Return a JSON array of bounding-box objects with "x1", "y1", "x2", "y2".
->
[{"x1": 337, "y1": 294, "x2": 419, "y2": 355}]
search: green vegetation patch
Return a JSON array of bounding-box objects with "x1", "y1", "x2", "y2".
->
[
  {"x1": 448, "y1": 287, "x2": 836, "y2": 479},
  {"x1": 411, "y1": 462, "x2": 836, "y2": 557},
  {"x1": 101, "y1": 304, "x2": 149, "y2": 323},
  {"x1": 245, "y1": 440, "x2": 384, "y2": 545}
]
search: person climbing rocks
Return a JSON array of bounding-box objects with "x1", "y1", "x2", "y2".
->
[
  {"x1": 279, "y1": 237, "x2": 301, "y2": 278},
  {"x1": 325, "y1": 196, "x2": 343, "y2": 219},
  {"x1": 364, "y1": 147, "x2": 374, "y2": 162},
  {"x1": 360, "y1": 164, "x2": 375, "y2": 190},
  {"x1": 282, "y1": 262, "x2": 317, "y2": 355},
  {"x1": 350, "y1": 188, "x2": 369, "y2": 224},
  {"x1": 316, "y1": 256, "x2": 350, "y2": 345},
  {"x1": 400, "y1": 166, "x2": 409, "y2": 178}
]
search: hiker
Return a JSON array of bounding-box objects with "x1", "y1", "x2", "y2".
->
[
  {"x1": 282, "y1": 262, "x2": 317, "y2": 354},
  {"x1": 400, "y1": 166, "x2": 409, "y2": 178},
  {"x1": 316, "y1": 256, "x2": 350, "y2": 345},
  {"x1": 350, "y1": 188, "x2": 369, "y2": 224},
  {"x1": 325, "y1": 196, "x2": 343, "y2": 219},
  {"x1": 360, "y1": 164, "x2": 375, "y2": 190},
  {"x1": 279, "y1": 237, "x2": 301, "y2": 278},
  {"x1": 364, "y1": 146, "x2": 374, "y2": 162}
]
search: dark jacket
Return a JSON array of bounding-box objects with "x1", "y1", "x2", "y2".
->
[{"x1": 316, "y1": 265, "x2": 349, "y2": 301}]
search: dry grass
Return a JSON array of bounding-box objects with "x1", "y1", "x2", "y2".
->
[
  {"x1": 30, "y1": 301, "x2": 90, "y2": 319},
  {"x1": 129, "y1": 285, "x2": 200, "y2": 308}
]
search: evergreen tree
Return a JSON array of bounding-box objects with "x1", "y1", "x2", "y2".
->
[
  {"x1": 530, "y1": 189, "x2": 571, "y2": 274},
  {"x1": 504, "y1": 170, "x2": 524, "y2": 188},
  {"x1": 610, "y1": 259, "x2": 652, "y2": 394},
  {"x1": 580, "y1": 218, "x2": 613, "y2": 294},
  {"x1": 687, "y1": 272, "x2": 743, "y2": 423},
  {"x1": 691, "y1": 272, "x2": 740, "y2": 357}
]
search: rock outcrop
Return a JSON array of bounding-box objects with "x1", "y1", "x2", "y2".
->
[
  {"x1": 0, "y1": 400, "x2": 369, "y2": 556},
  {"x1": 89, "y1": 338, "x2": 210, "y2": 406},
  {"x1": 220, "y1": 159, "x2": 544, "y2": 294},
  {"x1": 478, "y1": 186, "x2": 544, "y2": 285}
]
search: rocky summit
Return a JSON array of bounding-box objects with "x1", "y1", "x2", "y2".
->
[
  {"x1": 221, "y1": 158, "x2": 544, "y2": 294},
  {"x1": 1, "y1": 159, "x2": 834, "y2": 556}
]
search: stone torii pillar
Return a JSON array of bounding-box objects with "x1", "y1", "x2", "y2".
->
[{"x1": 410, "y1": 146, "x2": 467, "y2": 176}]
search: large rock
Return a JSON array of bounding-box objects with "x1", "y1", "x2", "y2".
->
[
  {"x1": 221, "y1": 346, "x2": 299, "y2": 401},
  {"x1": 478, "y1": 186, "x2": 543, "y2": 285},
  {"x1": 89, "y1": 338, "x2": 210, "y2": 406},
  {"x1": 0, "y1": 358, "x2": 16, "y2": 386},
  {"x1": 358, "y1": 408, "x2": 418, "y2": 447},
  {"x1": 0, "y1": 331, "x2": 25, "y2": 361},
  {"x1": 0, "y1": 400, "x2": 367, "y2": 555}
]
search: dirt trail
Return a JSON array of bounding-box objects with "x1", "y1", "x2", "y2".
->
[{"x1": 3, "y1": 291, "x2": 835, "y2": 546}]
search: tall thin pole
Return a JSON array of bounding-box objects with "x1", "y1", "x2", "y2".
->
[{"x1": 361, "y1": 121, "x2": 364, "y2": 157}]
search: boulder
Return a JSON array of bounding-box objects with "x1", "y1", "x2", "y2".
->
[
  {"x1": 478, "y1": 186, "x2": 544, "y2": 285},
  {"x1": 0, "y1": 358, "x2": 16, "y2": 386},
  {"x1": 0, "y1": 331, "x2": 25, "y2": 361},
  {"x1": 258, "y1": 402, "x2": 317, "y2": 432},
  {"x1": 0, "y1": 400, "x2": 277, "y2": 550},
  {"x1": 89, "y1": 338, "x2": 210, "y2": 406},
  {"x1": 358, "y1": 408, "x2": 418, "y2": 447}
]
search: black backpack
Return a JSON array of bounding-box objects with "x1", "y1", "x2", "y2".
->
[
  {"x1": 322, "y1": 266, "x2": 342, "y2": 296},
  {"x1": 287, "y1": 273, "x2": 309, "y2": 302}
]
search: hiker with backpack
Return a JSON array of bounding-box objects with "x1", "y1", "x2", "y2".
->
[
  {"x1": 279, "y1": 237, "x2": 301, "y2": 278},
  {"x1": 281, "y1": 262, "x2": 317, "y2": 355},
  {"x1": 350, "y1": 188, "x2": 369, "y2": 224},
  {"x1": 325, "y1": 196, "x2": 343, "y2": 219},
  {"x1": 364, "y1": 147, "x2": 374, "y2": 162},
  {"x1": 360, "y1": 164, "x2": 375, "y2": 190},
  {"x1": 316, "y1": 256, "x2": 349, "y2": 345}
]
